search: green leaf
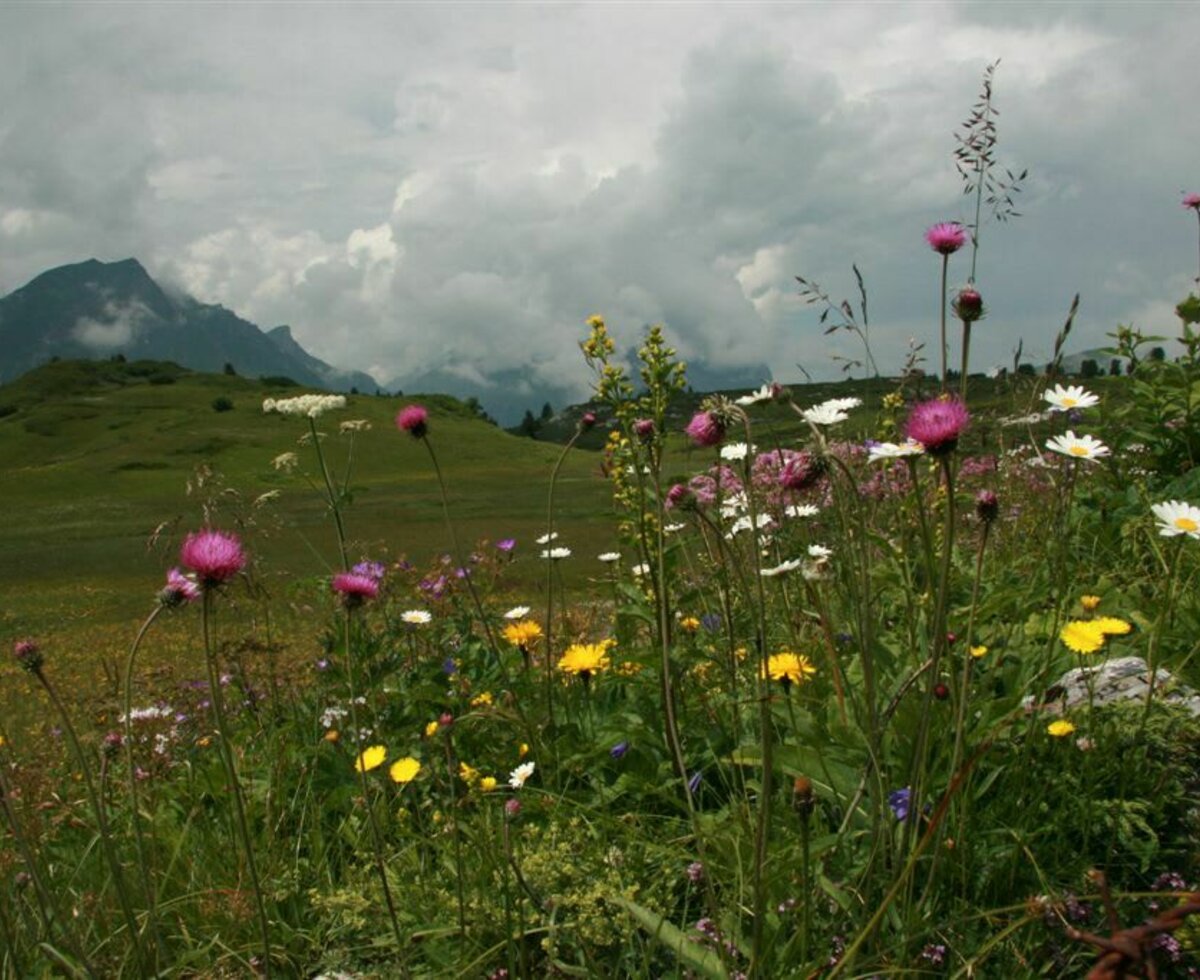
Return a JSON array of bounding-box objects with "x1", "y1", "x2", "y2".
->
[{"x1": 613, "y1": 896, "x2": 728, "y2": 979}]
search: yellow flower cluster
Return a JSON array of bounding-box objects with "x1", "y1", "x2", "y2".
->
[{"x1": 1059, "y1": 617, "x2": 1131, "y2": 654}]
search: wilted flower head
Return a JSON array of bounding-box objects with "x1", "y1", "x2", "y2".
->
[
  {"x1": 685, "y1": 411, "x2": 725, "y2": 448},
  {"x1": 904, "y1": 397, "x2": 970, "y2": 456},
  {"x1": 13, "y1": 639, "x2": 43, "y2": 673},
  {"x1": 395, "y1": 404, "x2": 429, "y2": 438},
  {"x1": 975, "y1": 489, "x2": 999, "y2": 523},
  {"x1": 953, "y1": 287, "x2": 985, "y2": 323},
  {"x1": 925, "y1": 222, "x2": 968, "y2": 255},
  {"x1": 180, "y1": 529, "x2": 246, "y2": 587},
  {"x1": 332, "y1": 572, "x2": 380, "y2": 607},
  {"x1": 160, "y1": 567, "x2": 201, "y2": 607}
]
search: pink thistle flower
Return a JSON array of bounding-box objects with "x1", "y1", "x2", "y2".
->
[
  {"x1": 180, "y1": 529, "x2": 246, "y2": 587},
  {"x1": 925, "y1": 222, "x2": 968, "y2": 255},
  {"x1": 1182, "y1": 193, "x2": 1200, "y2": 211},
  {"x1": 332, "y1": 572, "x2": 380, "y2": 607},
  {"x1": 579, "y1": 411, "x2": 597, "y2": 431},
  {"x1": 685, "y1": 411, "x2": 725, "y2": 448},
  {"x1": 160, "y1": 567, "x2": 201, "y2": 607},
  {"x1": 904, "y1": 397, "x2": 970, "y2": 456},
  {"x1": 395, "y1": 404, "x2": 429, "y2": 438},
  {"x1": 975, "y1": 489, "x2": 999, "y2": 523},
  {"x1": 665, "y1": 482, "x2": 693, "y2": 510},
  {"x1": 776, "y1": 450, "x2": 825, "y2": 492}
]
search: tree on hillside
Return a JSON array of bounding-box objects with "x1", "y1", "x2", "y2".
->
[
  {"x1": 518, "y1": 410, "x2": 540, "y2": 438},
  {"x1": 540, "y1": 402, "x2": 554, "y2": 421}
]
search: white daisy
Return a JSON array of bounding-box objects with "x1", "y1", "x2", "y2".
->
[
  {"x1": 597, "y1": 552, "x2": 621, "y2": 563},
  {"x1": 401, "y1": 609, "x2": 432, "y2": 625},
  {"x1": 807, "y1": 544, "x2": 833, "y2": 559},
  {"x1": 509, "y1": 761, "x2": 536, "y2": 789},
  {"x1": 1043, "y1": 384, "x2": 1100, "y2": 413},
  {"x1": 719, "y1": 442, "x2": 755, "y2": 461},
  {"x1": 1045, "y1": 431, "x2": 1110, "y2": 461},
  {"x1": 801, "y1": 401, "x2": 853, "y2": 426},
  {"x1": 541, "y1": 547, "x2": 572, "y2": 560},
  {"x1": 822, "y1": 397, "x2": 863, "y2": 413},
  {"x1": 535, "y1": 531, "x2": 558, "y2": 544},
  {"x1": 631, "y1": 563, "x2": 650, "y2": 577},
  {"x1": 867, "y1": 440, "x2": 925, "y2": 463},
  {"x1": 1151, "y1": 500, "x2": 1200, "y2": 539},
  {"x1": 760, "y1": 558, "x2": 804, "y2": 578},
  {"x1": 735, "y1": 383, "x2": 780, "y2": 407},
  {"x1": 503, "y1": 605, "x2": 531, "y2": 619},
  {"x1": 784, "y1": 504, "x2": 821, "y2": 519}
]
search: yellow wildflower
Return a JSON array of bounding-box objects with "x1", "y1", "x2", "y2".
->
[
  {"x1": 558, "y1": 641, "x2": 613, "y2": 679},
  {"x1": 459, "y1": 762, "x2": 480, "y2": 785},
  {"x1": 761, "y1": 652, "x2": 818, "y2": 689},
  {"x1": 355, "y1": 745, "x2": 387, "y2": 773},
  {"x1": 323, "y1": 730, "x2": 339, "y2": 743},
  {"x1": 969, "y1": 645, "x2": 988, "y2": 659},
  {"x1": 470, "y1": 692, "x2": 494, "y2": 708},
  {"x1": 679, "y1": 616, "x2": 701, "y2": 633},
  {"x1": 1047, "y1": 720, "x2": 1076, "y2": 738},
  {"x1": 502, "y1": 620, "x2": 543, "y2": 648},
  {"x1": 479, "y1": 776, "x2": 498, "y2": 792},
  {"x1": 1059, "y1": 621, "x2": 1106, "y2": 655},
  {"x1": 424, "y1": 721, "x2": 440, "y2": 738},
  {"x1": 1092, "y1": 616, "x2": 1131, "y2": 637},
  {"x1": 1080, "y1": 594, "x2": 1101, "y2": 612},
  {"x1": 389, "y1": 757, "x2": 421, "y2": 784}
]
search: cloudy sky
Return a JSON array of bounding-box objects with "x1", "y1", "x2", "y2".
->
[{"x1": 1, "y1": 2, "x2": 1197, "y2": 415}]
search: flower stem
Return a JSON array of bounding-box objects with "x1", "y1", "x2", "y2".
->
[
  {"x1": 939, "y1": 253, "x2": 950, "y2": 391},
  {"x1": 200, "y1": 590, "x2": 272, "y2": 977}
]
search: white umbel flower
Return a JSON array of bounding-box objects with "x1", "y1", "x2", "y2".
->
[
  {"x1": 263, "y1": 394, "x2": 347, "y2": 418},
  {"x1": 541, "y1": 547, "x2": 572, "y2": 560},
  {"x1": 509, "y1": 761, "x2": 536, "y2": 789}
]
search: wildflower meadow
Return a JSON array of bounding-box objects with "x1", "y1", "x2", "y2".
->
[{"x1": 5, "y1": 98, "x2": 1200, "y2": 980}]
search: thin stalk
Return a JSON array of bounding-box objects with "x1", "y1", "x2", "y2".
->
[
  {"x1": 539, "y1": 430, "x2": 583, "y2": 723},
  {"x1": 959, "y1": 321, "x2": 972, "y2": 401},
  {"x1": 33, "y1": 666, "x2": 150, "y2": 978},
  {"x1": 939, "y1": 254, "x2": 950, "y2": 391},
  {"x1": 122, "y1": 604, "x2": 170, "y2": 969},
  {"x1": 341, "y1": 609, "x2": 407, "y2": 957},
  {"x1": 200, "y1": 591, "x2": 272, "y2": 977},
  {"x1": 307, "y1": 417, "x2": 349, "y2": 570}
]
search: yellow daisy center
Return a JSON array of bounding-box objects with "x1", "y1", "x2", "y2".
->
[
  {"x1": 1061, "y1": 397, "x2": 1077, "y2": 407},
  {"x1": 1173, "y1": 516, "x2": 1199, "y2": 532},
  {"x1": 1069, "y1": 445, "x2": 1089, "y2": 457}
]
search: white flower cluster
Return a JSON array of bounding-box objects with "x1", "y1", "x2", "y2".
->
[{"x1": 263, "y1": 394, "x2": 347, "y2": 418}]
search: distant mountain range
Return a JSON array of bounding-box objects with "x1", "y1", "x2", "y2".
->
[
  {"x1": 0, "y1": 256, "x2": 774, "y2": 424},
  {"x1": 0, "y1": 258, "x2": 378, "y2": 393}
]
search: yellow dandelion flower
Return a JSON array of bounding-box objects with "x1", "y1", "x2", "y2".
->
[
  {"x1": 389, "y1": 757, "x2": 421, "y2": 784},
  {"x1": 519, "y1": 742, "x2": 529, "y2": 758},
  {"x1": 470, "y1": 691, "x2": 494, "y2": 708},
  {"x1": 1080, "y1": 594, "x2": 1102, "y2": 612},
  {"x1": 1092, "y1": 616, "x2": 1131, "y2": 637},
  {"x1": 458, "y1": 762, "x2": 480, "y2": 785},
  {"x1": 424, "y1": 721, "x2": 440, "y2": 738},
  {"x1": 502, "y1": 620, "x2": 543, "y2": 648},
  {"x1": 679, "y1": 616, "x2": 701, "y2": 633},
  {"x1": 479, "y1": 776, "x2": 498, "y2": 792},
  {"x1": 1059, "y1": 620, "x2": 1106, "y2": 655},
  {"x1": 1047, "y1": 719, "x2": 1076, "y2": 738},
  {"x1": 761, "y1": 652, "x2": 818, "y2": 689},
  {"x1": 355, "y1": 745, "x2": 387, "y2": 773},
  {"x1": 969, "y1": 645, "x2": 988, "y2": 659},
  {"x1": 558, "y1": 642, "x2": 612, "y2": 679}
]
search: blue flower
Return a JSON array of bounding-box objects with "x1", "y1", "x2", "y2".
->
[
  {"x1": 688, "y1": 771, "x2": 703, "y2": 795},
  {"x1": 610, "y1": 740, "x2": 629, "y2": 759},
  {"x1": 888, "y1": 787, "x2": 912, "y2": 822}
]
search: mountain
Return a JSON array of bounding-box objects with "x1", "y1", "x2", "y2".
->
[{"x1": 0, "y1": 258, "x2": 378, "y2": 392}]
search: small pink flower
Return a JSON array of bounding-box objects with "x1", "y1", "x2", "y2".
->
[
  {"x1": 904, "y1": 397, "x2": 970, "y2": 456},
  {"x1": 925, "y1": 222, "x2": 968, "y2": 256},
  {"x1": 633, "y1": 418, "x2": 656, "y2": 441},
  {"x1": 180, "y1": 530, "x2": 246, "y2": 587},
  {"x1": 332, "y1": 572, "x2": 380, "y2": 606},
  {"x1": 13, "y1": 639, "x2": 43, "y2": 673},
  {"x1": 161, "y1": 567, "x2": 201, "y2": 606},
  {"x1": 685, "y1": 411, "x2": 724, "y2": 448},
  {"x1": 1182, "y1": 193, "x2": 1200, "y2": 211},
  {"x1": 579, "y1": 411, "x2": 597, "y2": 431},
  {"x1": 395, "y1": 404, "x2": 429, "y2": 438},
  {"x1": 975, "y1": 489, "x2": 999, "y2": 522}
]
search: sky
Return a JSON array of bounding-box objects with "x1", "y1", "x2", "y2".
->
[{"x1": 1, "y1": 2, "x2": 1197, "y2": 417}]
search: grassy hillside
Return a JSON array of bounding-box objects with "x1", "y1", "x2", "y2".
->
[{"x1": 0, "y1": 360, "x2": 615, "y2": 640}]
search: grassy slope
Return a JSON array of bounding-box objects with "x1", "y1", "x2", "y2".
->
[{"x1": 0, "y1": 361, "x2": 614, "y2": 641}]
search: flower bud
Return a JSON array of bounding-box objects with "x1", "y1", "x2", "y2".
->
[
  {"x1": 975, "y1": 489, "x2": 999, "y2": 523},
  {"x1": 953, "y1": 287, "x2": 985, "y2": 323}
]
